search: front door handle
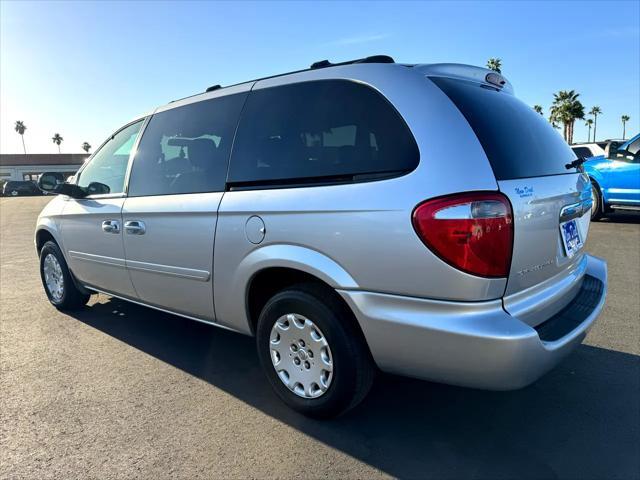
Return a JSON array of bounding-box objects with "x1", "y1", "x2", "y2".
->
[
  {"x1": 124, "y1": 220, "x2": 146, "y2": 235},
  {"x1": 102, "y1": 220, "x2": 120, "y2": 234}
]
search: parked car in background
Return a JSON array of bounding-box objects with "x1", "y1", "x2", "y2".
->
[
  {"x1": 571, "y1": 142, "x2": 606, "y2": 159},
  {"x1": 571, "y1": 140, "x2": 627, "y2": 160},
  {"x1": 584, "y1": 133, "x2": 640, "y2": 220},
  {"x1": 34, "y1": 57, "x2": 607, "y2": 417},
  {"x1": 2, "y1": 180, "x2": 42, "y2": 197}
]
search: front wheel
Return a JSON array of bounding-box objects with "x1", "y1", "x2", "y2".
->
[
  {"x1": 39, "y1": 241, "x2": 90, "y2": 310},
  {"x1": 256, "y1": 283, "x2": 375, "y2": 418}
]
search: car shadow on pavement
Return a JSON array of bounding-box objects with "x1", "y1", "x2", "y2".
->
[
  {"x1": 599, "y1": 211, "x2": 640, "y2": 224},
  {"x1": 72, "y1": 297, "x2": 640, "y2": 480}
]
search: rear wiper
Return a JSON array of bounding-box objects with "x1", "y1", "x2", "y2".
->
[{"x1": 565, "y1": 157, "x2": 586, "y2": 170}]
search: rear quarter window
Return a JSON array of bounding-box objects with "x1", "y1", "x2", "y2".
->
[
  {"x1": 431, "y1": 77, "x2": 576, "y2": 180},
  {"x1": 228, "y1": 80, "x2": 419, "y2": 186}
]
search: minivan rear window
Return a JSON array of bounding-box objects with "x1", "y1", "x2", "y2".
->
[
  {"x1": 431, "y1": 77, "x2": 576, "y2": 180},
  {"x1": 228, "y1": 80, "x2": 419, "y2": 186}
]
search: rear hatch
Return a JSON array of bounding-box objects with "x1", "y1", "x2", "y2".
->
[{"x1": 431, "y1": 75, "x2": 592, "y2": 326}]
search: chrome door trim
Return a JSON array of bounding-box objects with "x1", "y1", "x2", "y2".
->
[
  {"x1": 68, "y1": 251, "x2": 127, "y2": 268},
  {"x1": 125, "y1": 259, "x2": 210, "y2": 281},
  {"x1": 101, "y1": 220, "x2": 121, "y2": 234},
  {"x1": 83, "y1": 285, "x2": 243, "y2": 333},
  {"x1": 124, "y1": 220, "x2": 146, "y2": 235}
]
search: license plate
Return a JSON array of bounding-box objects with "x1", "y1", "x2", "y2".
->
[{"x1": 560, "y1": 219, "x2": 583, "y2": 257}]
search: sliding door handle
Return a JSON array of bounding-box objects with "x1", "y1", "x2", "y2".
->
[{"x1": 124, "y1": 220, "x2": 146, "y2": 235}]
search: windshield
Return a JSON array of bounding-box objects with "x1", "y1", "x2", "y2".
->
[{"x1": 430, "y1": 77, "x2": 577, "y2": 180}]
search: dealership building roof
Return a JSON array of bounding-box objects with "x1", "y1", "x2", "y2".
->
[
  {"x1": 0, "y1": 153, "x2": 89, "y2": 167},
  {"x1": 0, "y1": 154, "x2": 89, "y2": 182}
]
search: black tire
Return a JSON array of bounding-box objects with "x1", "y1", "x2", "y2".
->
[
  {"x1": 39, "y1": 241, "x2": 90, "y2": 310},
  {"x1": 256, "y1": 283, "x2": 375, "y2": 418},
  {"x1": 590, "y1": 182, "x2": 603, "y2": 221}
]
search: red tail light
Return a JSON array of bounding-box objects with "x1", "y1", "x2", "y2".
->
[{"x1": 412, "y1": 192, "x2": 513, "y2": 278}]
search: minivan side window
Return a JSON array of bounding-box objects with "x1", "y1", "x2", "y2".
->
[
  {"x1": 77, "y1": 120, "x2": 144, "y2": 195},
  {"x1": 228, "y1": 80, "x2": 419, "y2": 186},
  {"x1": 128, "y1": 93, "x2": 247, "y2": 197}
]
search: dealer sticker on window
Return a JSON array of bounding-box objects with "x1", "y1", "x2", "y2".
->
[{"x1": 560, "y1": 219, "x2": 583, "y2": 258}]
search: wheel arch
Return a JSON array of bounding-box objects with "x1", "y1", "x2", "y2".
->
[
  {"x1": 244, "y1": 265, "x2": 373, "y2": 364},
  {"x1": 225, "y1": 244, "x2": 360, "y2": 335},
  {"x1": 35, "y1": 225, "x2": 62, "y2": 255},
  {"x1": 36, "y1": 226, "x2": 91, "y2": 297}
]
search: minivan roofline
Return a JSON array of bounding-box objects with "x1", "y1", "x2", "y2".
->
[{"x1": 154, "y1": 60, "x2": 513, "y2": 116}]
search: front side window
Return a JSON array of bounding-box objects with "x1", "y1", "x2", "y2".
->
[
  {"x1": 128, "y1": 93, "x2": 247, "y2": 197},
  {"x1": 77, "y1": 121, "x2": 143, "y2": 194},
  {"x1": 228, "y1": 80, "x2": 419, "y2": 185}
]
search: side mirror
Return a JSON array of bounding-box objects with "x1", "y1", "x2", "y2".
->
[
  {"x1": 38, "y1": 172, "x2": 88, "y2": 198},
  {"x1": 86, "y1": 182, "x2": 110, "y2": 195},
  {"x1": 37, "y1": 172, "x2": 64, "y2": 192}
]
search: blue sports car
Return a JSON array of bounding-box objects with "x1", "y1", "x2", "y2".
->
[{"x1": 582, "y1": 133, "x2": 640, "y2": 220}]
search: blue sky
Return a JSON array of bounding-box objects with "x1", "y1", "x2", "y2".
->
[{"x1": 1, "y1": 0, "x2": 638, "y2": 154}]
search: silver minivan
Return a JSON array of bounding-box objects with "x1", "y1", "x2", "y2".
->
[{"x1": 36, "y1": 56, "x2": 607, "y2": 417}]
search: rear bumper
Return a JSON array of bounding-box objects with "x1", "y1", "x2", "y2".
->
[{"x1": 338, "y1": 254, "x2": 607, "y2": 390}]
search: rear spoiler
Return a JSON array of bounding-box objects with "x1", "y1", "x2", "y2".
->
[{"x1": 414, "y1": 63, "x2": 514, "y2": 95}]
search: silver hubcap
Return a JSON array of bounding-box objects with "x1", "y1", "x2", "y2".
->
[
  {"x1": 269, "y1": 313, "x2": 334, "y2": 399},
  {"x1": 43, "y1": 254, "x2": 64, "y2": 301}
]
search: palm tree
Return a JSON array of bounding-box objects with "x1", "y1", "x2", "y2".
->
[
  {"x1": 621, "y1": 115, "x2": 630, "y2": 139},
  {"x1": 533, "y1": 105, "x2": 544, "y2": 115},
  {"x1": 14, "y1": 121, "x2": 27, "y2": 154},
  {"x1": 52, "y1": 133, "x2": 63, "y2": 153},
  {"x1": 81, "y1": 142, "x2": 91, "y2": 153},
  {"x1": 589, "y1": 106, "x2": 602, "y2": 142},
  {"x1": 585, "y1": 119, "x2": 594, "y2": 142},
  {"x1": 549, "y1": 90, "x2": 585, "y2": 144},
  {"x1": 486, "y1": 58, "x2": 502, "y2": 73}
]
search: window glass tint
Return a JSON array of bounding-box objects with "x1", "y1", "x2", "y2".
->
[
  {"x1": 571, "y1": 146, "x2": 593, "y2": 158},
  {"x1": 128, "y1": 93, "x2": 247, "y2": 196},
  {"x1": 431, "y1": 77, "x2": 576, "y2": 180},
  {"x1": 77, "y1": 121, "x2": 143, "y2": 194},
  {"x1": 228, "y1": 80, "x2": 418, "y2": 185},
  {"x1": 626, "y1": 137, "x2": 640, "y2": 156}
]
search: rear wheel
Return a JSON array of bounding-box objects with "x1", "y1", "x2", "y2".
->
[
  {"x1": 256, "y1": 283, "x2": 374, "y2": 418},
  {"x1": 39, "y1": 241, "x2": 90, "y2": 310},
  {"x1": 590, "y1": 182, "x2": 603, "y2": 221}
]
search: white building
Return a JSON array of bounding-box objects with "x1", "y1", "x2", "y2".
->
[{"x1": 0, "y1": 154, "x2": 88, "y2": 182}]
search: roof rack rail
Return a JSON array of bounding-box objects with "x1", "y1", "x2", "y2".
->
[
  {"x1": 172, "y1": 55, "x2": 396, "y2": 105},
  {"x1": 310, "y1": 55, "x2": 395, "y2": 70}
]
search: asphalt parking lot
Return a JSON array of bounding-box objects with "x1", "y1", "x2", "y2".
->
[{"x1": 1, "y1": 196, "x2": 638, "y2": 479}]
